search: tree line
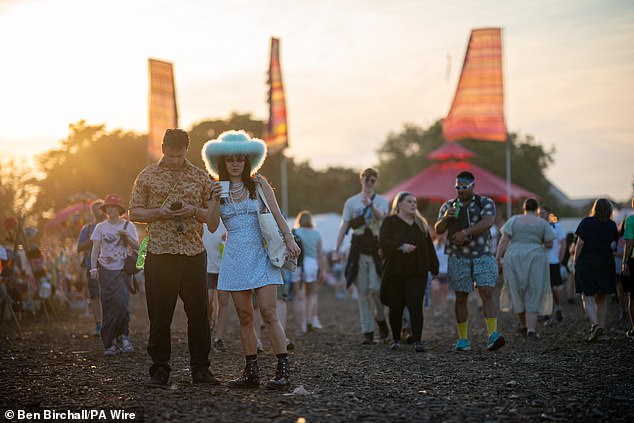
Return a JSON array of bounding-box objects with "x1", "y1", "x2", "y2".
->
[{"x1": 1, "y1": 113, "x2": 570, "y2": 242}]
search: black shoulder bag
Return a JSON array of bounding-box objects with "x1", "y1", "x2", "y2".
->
[{"x1": 347, "y1": 194, "x2": 376, "y2": 232}]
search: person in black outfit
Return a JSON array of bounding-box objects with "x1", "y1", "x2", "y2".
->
[
  {"x1": 379, "y1": 192, "x2": 439, "y2": 352},
  {"x1": 573, "y1": 198, "x2": 619, "y2": 342}
]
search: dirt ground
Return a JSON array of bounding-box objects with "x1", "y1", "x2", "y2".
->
[{"x1": 2, "y1": 286, "x2": 634, "y2": 423}]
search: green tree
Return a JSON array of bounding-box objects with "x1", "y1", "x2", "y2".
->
[
  {"x1": 31, "y1": 121, "x2": 147, "y2": 225},
  {"x1": 376, "y1": 119, "x2": 570, "y2": 216}
]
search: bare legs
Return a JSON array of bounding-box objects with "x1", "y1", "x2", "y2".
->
[{"x1": 231, "y1": 286, "x2": 288, "y2": 356}]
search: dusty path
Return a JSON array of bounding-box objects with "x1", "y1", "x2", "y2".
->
[{"x1": 2, "y1": 288, "x2": 634, "y2": 422}]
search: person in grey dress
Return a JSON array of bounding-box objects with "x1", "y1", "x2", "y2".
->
[
  {"x1": 203, "y1": 130, "x2": 300, "y2": 390},
  {"x1": 496, "y1": 198, "x2": 555, "y2": 340}
]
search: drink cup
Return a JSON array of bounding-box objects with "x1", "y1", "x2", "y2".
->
[{"x1": 219, "y1": 181, "x2": 230, "y2": 199}]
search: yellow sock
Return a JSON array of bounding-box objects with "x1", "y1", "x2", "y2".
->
[
  {"x1": 456, "y1": 322, "x2": 468, "y2": 340},
  {"x1": 485, "y1": 317, "x2": 497, "y2": 336}
]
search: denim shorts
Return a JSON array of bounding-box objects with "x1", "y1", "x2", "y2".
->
[{"x1": 447, "y1": 255, "x2": 498, "y2": 293}]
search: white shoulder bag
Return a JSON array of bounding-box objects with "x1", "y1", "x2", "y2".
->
[{"x1": 255, "y1": 184, "x2": 298, "y2": 272}]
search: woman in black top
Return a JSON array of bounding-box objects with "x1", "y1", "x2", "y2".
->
[
  {"x1": 379, "y1": 192, "x2": 439, "y2": 352},
  {"x1": 574, "y1": 198, "x2": 618, "y2": 342}
]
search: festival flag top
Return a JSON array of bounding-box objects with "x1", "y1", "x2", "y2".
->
[
  {"x1": 442, "y1": 28, "x2": 506, "y2": 142},
  {"x1": 264, "y1": 38, "x2": 288, "y2": 155},
  {"x1": 148, "y1": 59, "x2": 178, "y2": 162}
]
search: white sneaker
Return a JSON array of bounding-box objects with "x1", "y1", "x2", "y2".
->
[
  {"x1": 300, "y1": 321, "x2": 307, "y2": 334},
  {"x1": 104, "y1": 345, "x2": 118, "y2": 356},
  {"x1": 119, "y1": 336, "x2": 135, "y2": 353},
  {"x1": 311, "y1": 317, "x2": 323, "y2": 330},
  {"x1": 256, "y1": 339, "x2": 264, "y2": 353}
]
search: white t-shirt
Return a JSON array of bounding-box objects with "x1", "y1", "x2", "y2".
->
[
  {"x1": 203, "y1": 221, "x2": 226, "y2": 274},
  {"x1": 91, "y1": 220, "x2": 139, "y2": 271},
  {"x1": 342, "y1": 192, "x2": 390, "y2": 237},
  {"x1": 547, "y1": 222, "x2": 565, "y2": 264}
]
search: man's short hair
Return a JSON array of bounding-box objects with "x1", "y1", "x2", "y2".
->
[
  {"x1": 162, "y1": 129, "x2": 190, "y2": 150},
  {"x1": 456, "y1": 171, "x2": 475, "y2": 182},
  {"x1": 360, "y1": 168, "x2": 379, "y2": 179}
]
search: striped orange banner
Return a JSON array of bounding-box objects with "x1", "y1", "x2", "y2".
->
[
  {"x1": 442, "y1": 28, "x2": 506, "y2": 142},
  {"x1": 264, "y1": 38, "x2": 288, "y2": 154},
  {"x1": 148, "y1": 59, "x2": 178, "y2": 162}
]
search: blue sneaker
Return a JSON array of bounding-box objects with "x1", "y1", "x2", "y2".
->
[
  {"x1": 487, "y1": 331, "x2": 506, "y2": 351},
  {"x1": 454, "y1": 338, "x2": 471, "y2": 351}
]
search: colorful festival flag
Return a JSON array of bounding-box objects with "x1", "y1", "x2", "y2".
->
[
  {"x1": 148, "y1": 59, "x2": 178, "y2": 162},
  {"x1": 442, "y1": 28, "x2": 506, "y2": 142},
  {"x1": 264, "y1": 38, "x2": 288, "y2": 154}
]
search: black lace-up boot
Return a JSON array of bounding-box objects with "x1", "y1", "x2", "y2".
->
[
  {"x1": 228, "y1": 355, "x2": 259, "y2": 389},
  {"x1": 266, "y1": 353, "x2": 290, "y2": 390}
]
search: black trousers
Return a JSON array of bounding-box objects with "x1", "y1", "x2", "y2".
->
[
  {"x1": 144, "y1": 252, "x2": 210, "y2": 376},
  {"x1": 388, "y1": 276, "x2": 427, "y2": 343}
]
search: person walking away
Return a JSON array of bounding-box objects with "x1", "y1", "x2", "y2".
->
[
  {"x1": 573, "y1": 198, "x2": 619, "y2": 342},
  {"x1": 538, "y1": 205, "x2": 567, "y2": 321},
  {"x1": 620, "y1": 198, "x2": 634, "y2": 338},
  {"x1": 334, "y1": 168, "x2": 390, "y2": 345},
  {"x1": 496, "y1": 198, "x2": 555, "y2": 340},
  {"x1": 434, "y1": 171, "x2": 505, "y2": 351},
  {"x1": 203, "y1": 130, "x2": 300, "y2": 390},
  {"x1": 291, "y1": 210, "x2": 326, "y2": 334},
  {"x1": 89, "y1": 194, "x2": 139, "y2": 356},
  {"x1": 379, "y1": 192, "x2": 439, "y2": 352},
  {"x1": 129, "y1": 128, "x2": 219, "y2": 387}
]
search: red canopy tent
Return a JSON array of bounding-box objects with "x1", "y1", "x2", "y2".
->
[{"x1": 383, "y1": 144, "x2": 537, "y2": 203}]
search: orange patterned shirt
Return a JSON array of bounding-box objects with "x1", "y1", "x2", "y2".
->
[{"x1": 129, "y1": 159, "x2": 211, "y2": 256}]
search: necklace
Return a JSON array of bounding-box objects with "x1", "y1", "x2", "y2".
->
[{"x1": 226, "y1": 181, "x2": 249, "y2": 216}]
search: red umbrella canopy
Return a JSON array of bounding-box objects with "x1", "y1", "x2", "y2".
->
[{"x1": 383, "y1": 161, "x2": 537, "y2": 203}]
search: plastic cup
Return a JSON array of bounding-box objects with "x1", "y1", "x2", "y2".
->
[{"x1": 219, "y1": 181, "x2": 230, "y2": 199}]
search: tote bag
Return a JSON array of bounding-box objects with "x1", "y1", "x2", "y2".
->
[{"x1": 255, "y1": 185, "x2": 297, "y2": 272}]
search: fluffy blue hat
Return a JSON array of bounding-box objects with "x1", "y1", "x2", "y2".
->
[{"x1": 201, "y1": 130, "x2": 267, "y2": 178}]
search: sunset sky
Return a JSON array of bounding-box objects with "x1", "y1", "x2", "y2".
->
[{"x1": 1, "y1": 0, "x2": 632, "y2": 200}]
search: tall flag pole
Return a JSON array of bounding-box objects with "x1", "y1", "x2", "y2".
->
[
  {"x1": 264, "y1": 37, "x2": 289, "y2": 215},
  {"x1": 441, "y1": 28, "x2": 511, "y2": 216},
  {"x1": 148, "y1": 59, "x2": 178, "y2": 163}
]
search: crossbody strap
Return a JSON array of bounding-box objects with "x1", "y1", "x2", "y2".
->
[
  {"x1": 255, "y1": 184, "x2": 272, "y2": 215},
  {"x1": 146, "y1": 177, "x2": 181, "y2": 235}
]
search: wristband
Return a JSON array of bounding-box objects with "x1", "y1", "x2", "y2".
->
[{"x1": 194, "y1": 207, "x2": 198, "y2": 217}]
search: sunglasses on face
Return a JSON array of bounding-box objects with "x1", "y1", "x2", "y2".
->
[
  {"x1": 225, "y1": 156, "x2": 246, "y2": 163},
  {"x1": 455, "y1": 182, "x2": 474, "y2": 191}
]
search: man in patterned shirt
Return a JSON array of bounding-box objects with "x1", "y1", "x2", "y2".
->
[
  {"x1": 435, "y1": 171, "x2": 505, "y2": 352},
  {"x1": 129, "y1": 129, "x2": 219, "y2": 387}
]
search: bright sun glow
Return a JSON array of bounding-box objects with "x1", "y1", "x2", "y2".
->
[{"x1": 1, "y1": 0, "x2": 632, "y2": 199}]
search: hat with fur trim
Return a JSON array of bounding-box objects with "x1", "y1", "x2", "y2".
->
[{"x1": 201, "y1": 130, "x2": 267, "y2": 179}]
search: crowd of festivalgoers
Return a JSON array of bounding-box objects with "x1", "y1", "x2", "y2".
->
[{"x1": 1, "y1": 128, "x2": 632, "y2": 390}]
